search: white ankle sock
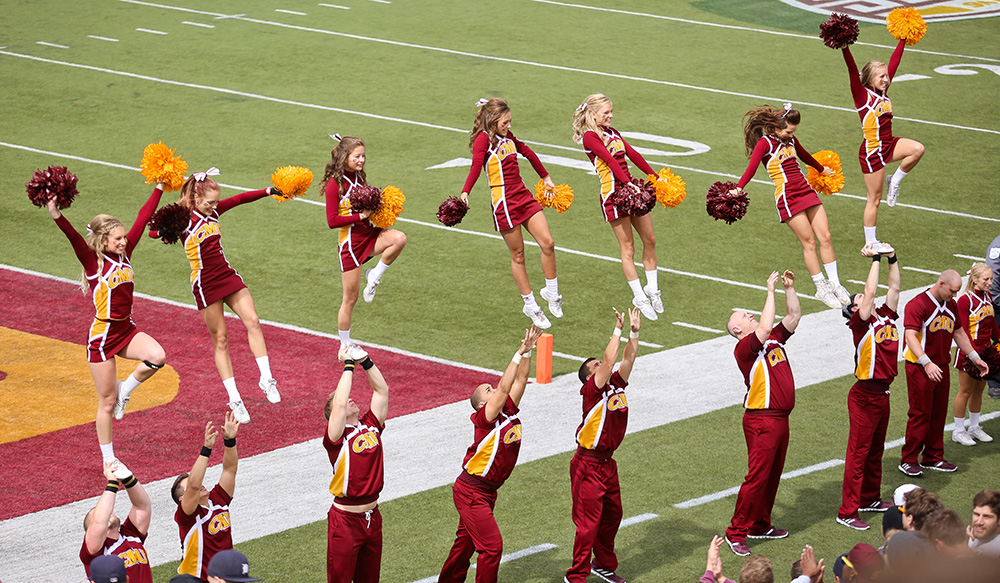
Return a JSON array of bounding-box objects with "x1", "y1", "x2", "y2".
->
[
  {"x1": 954, "y1": 416, "x2": 966, "y2": 432},
  {"x1": 970, "y1": 412, "x2": 981, "y2": 430},
  {"x1": 256, "y1": 356, "x2": 272, "y2": 381},
  {"x1": 891, "y1": 168, "x2": 908, "y2": 186},
  {"x1": 544, "y1": 278, "x2": 559, "y2": 296},
  {"x1": 864, "y1": 226, "x2": 877, "y2": 245},
  {"x1": 100, "y1": 443, "x2": 115, "y2": 462},
  {"x1": 370, "y1": 260, "x2": 390, "y2": 282},
  {"x1": 627, "y1": 278, "x2": 644, "y2": 300},
  {"x1": 120, "y1": 373, "x2": 141, "y2": 398},
  {"x1": 824, "y1": 261, "x2": 841, "y2": 287},
  {"x1": 338, "y1": 330, "x2": 351, "y2": 345},
  {"x1": 522, "y1": 293, "x2": 539, "y2": 308},
  {"x1": 644, "y1": 270, "x2": 658, "y2": 292},
  {"x1": 223, "y1": 377, "x2": 241, "y2": 402}
]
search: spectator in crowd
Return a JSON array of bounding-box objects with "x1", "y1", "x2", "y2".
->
[{"x1": 968, "y1": 488, "x2": 1000, "y2": 557}]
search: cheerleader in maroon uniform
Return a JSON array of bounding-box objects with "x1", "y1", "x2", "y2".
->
[
  {"x1": 45, "y1": 185, "x2": 166, "y2": 465},
  {"x1": 734, "y1": 104, "x2": 849, "y2": 309},
  {"x1": 461, "y1": 97, "x2": 562, "y2": 329},
  {"x1": 174, "y1": 168, "x2": 281, "y2": 425},
  {"x1": 322, "y1": 135, "x2": 407, "y2": 348},
  {"x1": 572, "y1": 93, "x2": 661, "y2": 321},
  {"x1": 951, "y1": 263, "x2": 1000, "y2": 446},
  {"x1": 842, "y1": 39, "x2": 925, "y2": 248}
]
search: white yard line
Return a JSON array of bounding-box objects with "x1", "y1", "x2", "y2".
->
[
  {"x1": 409, "y1": 543, "x2": 558, "y2": 583},
  {"x1": 182, "y1": 21, "x2": 215, "y2": 28},
  {"x1": 135, "y1": 28, "x2": 168, "y2": 35},
  {"x1": 319, "y1": 3, "x2": 351, "y2": 8},
  {"x1": 111, "y1": 0, "x2": 1000, "y2": 135},
  {"x1": 674, "y1": 412, "x2": 1000, "y2": 509},
  {"x1": 847, "y1": 279, "x2": 889, "y2": 290},
  {"x1": 532, "y1": 0, "x2": 999, "y2": 63},
  {"x1": 620, "y1": 512, "x2": 659, "y2": 528},
  {"x1": 275, "y1": 8, "x2": 307, "y2": 15},
  {"x1": 87, "y1": 35, "x2": 120, "y2": 42},
  {"x1": 954, "y1": 254, "x2": 986, "y2": 262},
  {"x1": 902, "y1": 266, "x2": 941, "y2": 276},
  {"x1": 672, "y1": 321, "x2": 725, "y2": 334},
  {"x1": 35, "y1": 41, "x2": 69, "y2": 48}
]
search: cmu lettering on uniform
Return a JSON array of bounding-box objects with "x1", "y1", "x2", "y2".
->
[
  {"x1": 767, "y1": 347, "x2": 787, "y2": 366},
  {"x1": 107, "y1": 267, "x2": 135, "y2": 288},
  {"x1": 929, "y1": 315, "x2": 954, "y2": 333},
  {"x1": 608, "y1": 394, "x2": 628, "y2": 411},
  {"x1": 352, "y1": 432, "x2": 380, "y2": 453},
  {"x1": 192, "y1": 223, "x2": 221, "y2": 244},
  {"x1": 208, "y1": 512, "x2": 231, "y2": 535},
  {"x1": 874, "y1": 326, "x2": 899, "y2": 344},
  {"x1": 502, "y1": 424, "x2": 522, "y2": 444}
]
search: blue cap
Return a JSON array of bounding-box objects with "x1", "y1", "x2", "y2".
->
[
  {"x1": 207, "y1": 550, "x2": 262, "y2": 582},
  {"x1": 90, "y1": 554, "x2": 127, "y2": 583}
]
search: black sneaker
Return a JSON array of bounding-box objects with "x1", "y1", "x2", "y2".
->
[{"x1": 898, "y1": 462, "x2": 923, "y2": 477}]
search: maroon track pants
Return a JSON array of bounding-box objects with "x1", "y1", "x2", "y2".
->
[
  {"x1": 566, "y1": 453, "x2": 622, "y2": 583},
  {"x1": 901, "y1": 362, "x2": 950, "y2": 465},
  {"x1": 327, "y1": 505, "x2": 382, "y2": 583},
  {"x1": 726, "y1": 411, "x2": 789, "y2": 542},
  {"x1": 438, "y1": 477, "x2": 502, "y2": 583},
  {"x1": 839, "y1": 381, "x2": 891, "y2": 518}
]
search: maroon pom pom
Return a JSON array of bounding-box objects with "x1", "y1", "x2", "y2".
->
[
  {"x1": 348, "y1": 184, "x2": 383, "y2": 213},
  {"x1": 437, "y1": 197, "x2": 469, "y2": 227},
  {"x1": 608, "y1": 179, "x2": 656, "y2": 217},
  {"x1": 959, "y1": 345, "x2": 1000, "y2": 380},
  {"x1": 706, "y1": 181, "x2": 749, "y2": 225},
  {"x1": 148, "y1": 203, "x2": 190, "y2": 245},
  {"x1": 26, "y1": 165, "x2": 79, "y2": 210},
  {"x1": 819, "y1": 13, "x2": 859, "y2": 49}
]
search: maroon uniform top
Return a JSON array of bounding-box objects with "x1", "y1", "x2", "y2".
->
[
  {"x1": 735, "y1": 322, "x2": 795, "y2": 413},
  {"x1": 80, "y1": 517, "x2": 152, "y2": 583},
  {"x1": 849, "y1": 304, "x2": 900, "y2": 382},
  {"x1": 737, "y1": 136, "x2": 823, "y2": 197},
  {"x1": 324, "y1": 409, "x2": 385, "y2": 505},
  {"x1": 575, "y1": 371, "x2": 629, "y2": 457},
  {"x1": 844, "y1": 40, "x2": 905, "y2": 138},
  {"x1": 174, "y1": 484, "x2": 233, "y2": 580},
  {"x1": 460, "y1": 396, "x2": 522, "y2": 490},
  {"x1": 903, "y1": 290, "x2": 958, "y2": 366},
  {"x1": 955, "y1": 290, "x2": 1000, "y2": 362},
  {"x1": 461, "y1": 131, "x2": 547, "y2": 195},
  {"x1": 55, "y1": 186, "x2": 162, "y2": 321},
  {"x1": 581, "y1": 127, "x2": 655, "y2": 187},
  {"x1": 182, "y1": 190, "x2": 268, "y2": 293}
]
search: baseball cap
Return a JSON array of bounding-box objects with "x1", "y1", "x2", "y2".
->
[
  {"x1": 846, "y1": 543, "x2": 882, "y2": 579},
  {"x1": 832, "y1": 553, "x2": 849, "y2": 579},
  {"x1": 89, "y1": 554, "x2": 127, "y2": 583},
  {"x1": 894, "y1": 483, "x2": 919, "y2": 506},
  {"x1": 882, "y1": 504, "x2": 905, "y2": 535},
  {"x1": 207, "y1": 549, "x2": 262, "y2": 582}
]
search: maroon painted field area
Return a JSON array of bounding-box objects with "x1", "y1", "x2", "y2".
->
[{"x1": 0, "y1": 267, "x2": 496, "y2": 519}]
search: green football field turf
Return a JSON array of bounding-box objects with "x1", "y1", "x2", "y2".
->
[{"x1": 2, "y1": 0, "x2": 998, "y2": 580}]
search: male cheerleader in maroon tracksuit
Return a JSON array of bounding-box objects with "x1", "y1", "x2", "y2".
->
[
  {"x1": 81, "y1": 461, "x2": 152, "y2": 583},
  {"x1": 172, "y1": 411, "x2": 240, "y2": 579},
  {"x1": 724, "y1": 270, "x2": 801, "y2": 556},
  {"x1": 324, "y1": 343, "x2": 389, "y2": 583},
  {"x1": 837, "y1": 243, "x2": 902, "y2": 531},
  {"x1": 438, "y1": 326, "x2": 542, "y2": 583},
  {"x1": 565, "y1": 307, "x2": 640, "y2": 583},
  {"x1": 899, "y1": 270, "x2": 988, "y2": 477}
]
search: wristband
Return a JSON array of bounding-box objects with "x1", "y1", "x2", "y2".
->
[
  {"x1": 523, "y1": 349, "x2": 531, "y2": 360},
  {"x1": 361, "y1": 357, "x2": 374, "y2": 370},
  {"x1": 224, "y1": 437, "x2": 236, "y2": 448},
  {"x1": 629, "y1": 330, "x2": 639, "y2": 339},
  {"x1": 917, "y1": 355, "x2": 932, "y2": 366},
  {"x1": 121, "y1": 475, "x2": 138, "y2": 489},
  {"x1": 887, "y1": 255, "x2": 897, "y2": 264},
  {"x1": 512, "y1": 352, "x2": 523, "y2": 365},
  {"x1": 200, "y1": 445, "x2": 212, "y2": 458},
  {"x1": 612, "y1": 327, "x2": 622, "y2": 337},
  {"x1": 968, "y1": 350, "x2": 982, "y2": 363},
  {"x1": 344, "y1": 361, "x2": 355, "y2": 373},
  {"x1": 872, "y1": 254, "x2": 882, "y2": 262},
  {"x1": 106, "y1": 480, "x2": 120, "y2": 493}
]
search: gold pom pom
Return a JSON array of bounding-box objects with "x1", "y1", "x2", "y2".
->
[
  {"x1": 647, "y1": 168, "x2": 686, "y2": 209},
  {"x1": 270, "y1": 166, "x2": 314, "y2": 202},
  {"x1": 140, "y1": 142, "x2": 188, "y2": 192},
  {"x1": 370, "y1": 185, "x2": 405, "y2": 229},
  {"x1": 806, "y1": 150, "x2": 845, "y2": 195},
  {"x1": 534, "y1": 180, "x2": 574, "y2": 214},
  {"x1": 886, "y1": 7, "x2": 926, "y2": 46}
]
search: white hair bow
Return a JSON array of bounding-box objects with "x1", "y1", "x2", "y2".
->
[
  {"x1": 475, "y1": 98, "x2": 489, "y2": 107},
  {"x1": 329, "y1": 133, "x2": 342, "y2": 142},
  {"x1": 193, "y1": 167, "x2": 220, "y2": 182},
  {"x1": 576, "y1": 101, "x2": 588, "y2": 113},
  {"x1": 781, "y1": 102, "x2": 793, "y2": 119}
]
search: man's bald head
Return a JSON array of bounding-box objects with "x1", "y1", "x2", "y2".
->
[{"x1": 931, "y1": 269, "x2": 963, "y2": 302}]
